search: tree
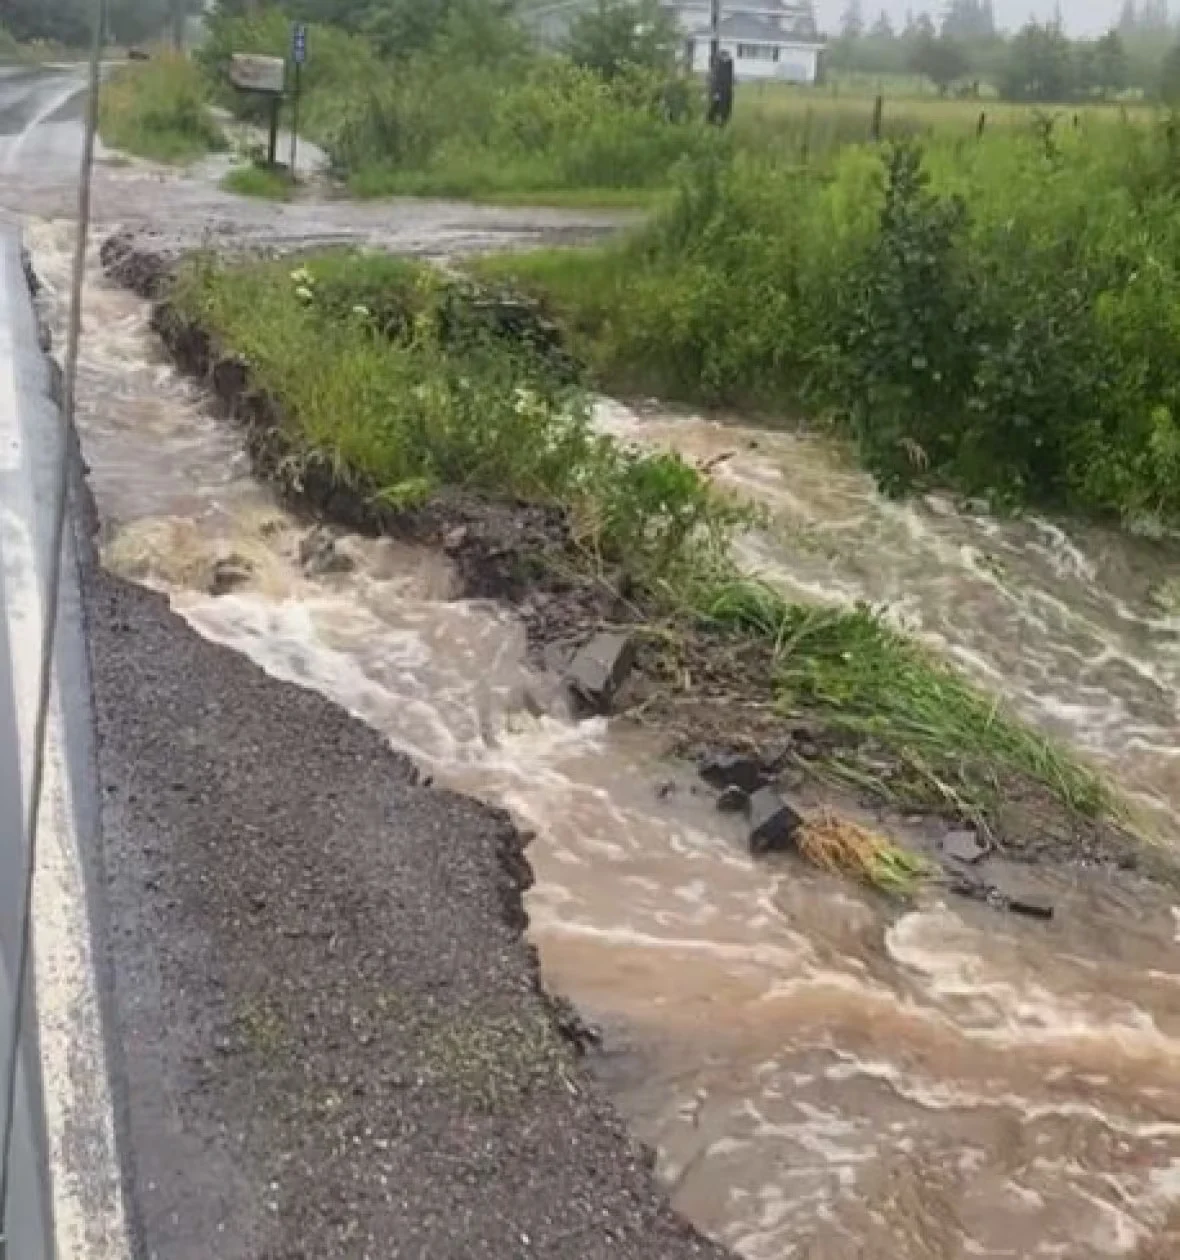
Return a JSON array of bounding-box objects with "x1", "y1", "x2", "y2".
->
[
  {"x1": 997, "y1": 21, "x2": 1074, "y2": 102},
  {"x1": 4, "y1": 0, "x2": 91, "y2": 44},
  {"x1": 913, "y1": 11, "x2": 936, "y2": 38},
  {"x1": 1093, "y1": 29, "x2": 1129, "y2": 95},
  {"x1": 566, "y1": 0, "x2": 679, "y2": 79},
  {"x1": 350, "y1": 0, "x2": 520, "y2": 62},
  {"x1": 871, "y1": 9, "x2": 894, "y2": 38},
  {"x1": 840, "y1": 0, "x2": 864, "y2": 40},
  {"x1": 909, "y1": 32, "x2": 968, "y2": 93},
  {"x1": 941, "y1": 0, "x2": 993, "y2": 41},
  {"x1": 1159, "y1": 37, "x2": 1180, "y2": 101}
]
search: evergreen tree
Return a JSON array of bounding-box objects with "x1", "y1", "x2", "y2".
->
[{"x1": 840, "y1": 0, "x2": 865, "y2": 39}]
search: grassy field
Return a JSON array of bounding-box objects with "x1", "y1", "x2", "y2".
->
[
  {"x1": 732, "y1": 80, "x2": 1157, "y2": 161},
  {"x1": 482, "y1": 114, "x2": 1180, "y2": 529}
]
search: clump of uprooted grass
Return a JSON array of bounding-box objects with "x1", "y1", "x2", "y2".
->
[
  {"x1": 702, "y1": 578, "x2": 1112, "y2": 824},
  {"x1": 799, "y1": 810, "x2": 931, "y2": 896},
  {"x1": 99, "y1": 53, "x2": 226, "y2": 164}
]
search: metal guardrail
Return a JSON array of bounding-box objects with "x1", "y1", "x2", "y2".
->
[{"x1": 0, "y1": 226, "x2": 56, "y2": 1260}]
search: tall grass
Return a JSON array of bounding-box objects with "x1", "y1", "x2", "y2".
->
[
  {"x1": 172, "y1": 251, "x2": 741, "y2": 582},
  {"x1": 99, "y1": 53, "x2": 225, "y2": 163},
  {"x1": 323, "y1": 58, "x2": 716, "y2": 200},
  {"x1": 486, "y1": 115, "x2": 1180, "y2": 528}
]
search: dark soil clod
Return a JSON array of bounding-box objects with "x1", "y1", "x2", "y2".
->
[
  {"x1": 716, "y1": 785, "x2": 750, "y2": 815},
  {"x1": 698, "y1": 750, "x2": 765, "y2": 795}
]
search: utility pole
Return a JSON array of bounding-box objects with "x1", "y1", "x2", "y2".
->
[{"x1": 707, "y1": 0, "x2": 734, "y2": 126}]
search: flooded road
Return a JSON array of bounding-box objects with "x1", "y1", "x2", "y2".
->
[{"x1": 26, "y1": 217, "x2": 1180, "y2": 1260}]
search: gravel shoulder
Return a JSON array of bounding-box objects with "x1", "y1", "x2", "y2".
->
[{"x1": 80, "y1": 514, "x2": 727, "y2": 1259}]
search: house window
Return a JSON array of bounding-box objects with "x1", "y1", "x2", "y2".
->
[{"x1": 736, "y1": 43, "x2": 781, "y2": 61}]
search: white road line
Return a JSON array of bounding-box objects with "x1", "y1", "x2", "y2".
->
[{"x1": 0, "y1": 239, "x2": 129, "y2": 1259}]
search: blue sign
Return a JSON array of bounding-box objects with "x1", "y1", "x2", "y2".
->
[{"x1": 292, "y1": 23, "x2": 308, "y2": 65}]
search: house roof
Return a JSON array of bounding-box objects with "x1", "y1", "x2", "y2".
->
[{"x1": 675, "y1": 6, "x2": 822, "y2": 45}]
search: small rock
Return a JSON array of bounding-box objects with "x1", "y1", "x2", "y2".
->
[
  {"x1": 717, "y1": 785, "x2": 750, "y2": 815},
  {"x1": 299, "y1": 527, "x2": 354, "y2": 577},
  {"x1": 947, "y1": 875, "x2": 989, "y2": 903},
  {"x1": 748, "y1": 787, "x2": 803, "y2": 855},
  {"x1": 940, "y1": 829, "x2": 988, "y2": 865},
  {"x1": 1006, "y1": 893, "x2": 1055, "y2": 920},
  {"x1": 699, "y1": 750, "x2": 764, "y2": 794},
  {"x1": 655, "y1": 780, "x2": 676, "y2": 801},
  {"x1": 565, "y1": 632, "x2": 635, "y2": 715},
  {"x1": 442, "y1": 525, "x2": 469, "y2": 550},
  {"x1": 209, "y1": 555, "x2": 253, "y2": 596}
]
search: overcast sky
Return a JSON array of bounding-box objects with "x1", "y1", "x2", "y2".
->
[{"x1": 811, "y1": 0, "x2": 1129, "y2": 36}]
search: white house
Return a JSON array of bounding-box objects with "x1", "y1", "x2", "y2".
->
[
  {"x1": 676, "y1": 4, "x2": 825, "y2": 84},
  {"x1": 523, "y1": 2, "x2": 826, "y2": 84}
]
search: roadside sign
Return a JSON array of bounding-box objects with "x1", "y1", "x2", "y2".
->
[
  {"x1": 229, "y1": 54, "x2": 286, "y2": 96},
  {"x1": 293, "y1": 23, "x2": 308, "y2": 66}
]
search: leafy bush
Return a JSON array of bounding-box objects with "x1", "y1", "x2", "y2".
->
[{"x1": 99, "y1": 54, "x2": 226, "y2": 163}]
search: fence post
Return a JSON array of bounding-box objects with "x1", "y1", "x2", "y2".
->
[
  {"x1": 976, "y1": 110, "x2": 986, "y2": 140},
  {"x1": 871, "y1": 94, "x2": 884, "y2": 143}
]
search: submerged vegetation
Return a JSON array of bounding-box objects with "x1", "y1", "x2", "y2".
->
[{"x1": 170, "y1": 248, "x2": 1115, "y2": 875}]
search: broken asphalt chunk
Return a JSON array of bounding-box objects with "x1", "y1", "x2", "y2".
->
[
  {"x1": 564, "y1": 632, "x2": 635, "y2": 715},
  {"x1": 748, "y1": 788, "x2": 803, "y2": 855}
]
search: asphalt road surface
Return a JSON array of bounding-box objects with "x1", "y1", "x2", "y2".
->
[{"x1": 0, "y1": 59, "x2": 722, "y2": 1260}]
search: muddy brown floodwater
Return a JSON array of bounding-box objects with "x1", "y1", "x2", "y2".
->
[{"x1": 27, "y1": 217, "x2": 1180, "y2": 1260}]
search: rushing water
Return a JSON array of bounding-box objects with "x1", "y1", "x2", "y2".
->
[{"x1": 28, "y1": 218, "x2": 1180, "y2": 1259}]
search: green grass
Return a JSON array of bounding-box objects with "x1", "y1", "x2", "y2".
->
[
  {"x1": 169, "y1": 248, "x2": 1117, "y2": 859},
  {"x1": 221, "y1": 163, "x2": 295, "y2": 201},
  {"x1": 702, "y1": 581, "x2": 1109, "y2": 823},
  {"x1": 99, "y1": 53, "x2": 225, "y2": 164},
  {"x1": 172, "y1": 250, "x2": 742, "y2": 584},
  {"x1": 345, "y1": 162, "x2": 660, "y2": 209},
  {"x1": 481, "y1": 120, "x2": 1180, "y2": 529}
]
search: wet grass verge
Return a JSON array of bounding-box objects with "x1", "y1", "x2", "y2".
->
[
  {"x1": 137, "y1": 243, "x2": 1138, "y2": 886},
  {"x1": 98, "y1": 54, "x2": 226, "y2": 164}
]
